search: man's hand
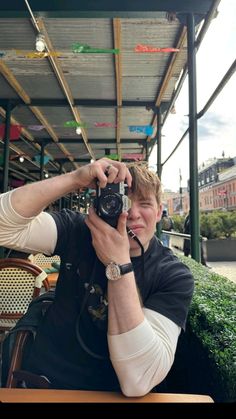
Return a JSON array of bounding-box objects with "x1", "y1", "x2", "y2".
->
[
  {"x1": 85, "y1": 207, "x2": 131, "y2": 266},
  {"x1": 73, "y1": 158, "x2": 132, "y2": 190}
]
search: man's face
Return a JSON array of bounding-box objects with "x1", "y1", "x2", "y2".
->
[{"x1": 127, "y1": 192, "x2": 162, "y2": 257}]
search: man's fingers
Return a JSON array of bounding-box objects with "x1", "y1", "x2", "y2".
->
[
  {"x1": 99, "y1": 159, "x2": 132, "y2": 187},
  {"x1": 86, "y1": 206, "x2": 109, "y2": 230},
  {"x1": 113, "y1": 163, "x2": 128, "y2": 185},
  {"x1": 117, "y1": 212, "x2": 128, "y2": 235},
  {"x1": 104, "y1": 164, "x2": 119, "y2": 184},
  {"x1": 77, "y1": 158, "x2": 132, "y2": 190}
]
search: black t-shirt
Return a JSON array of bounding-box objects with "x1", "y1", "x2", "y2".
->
[{"x1": 25, "y1": 209, "x2": 194, "y2": 390}]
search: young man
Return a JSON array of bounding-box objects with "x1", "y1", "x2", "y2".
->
[{"x1": 0, "y1": 158, "x2": 194, "y2": 396}]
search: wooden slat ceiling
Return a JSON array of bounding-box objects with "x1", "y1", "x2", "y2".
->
[{"x1": 0, "y1": 0, "x2": 217, "y2": 182}]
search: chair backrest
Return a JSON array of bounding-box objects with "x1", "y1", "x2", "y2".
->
[
  {"x1": 28, "y1": 253, "x2": 61, "y2": 269},
  {"x1": 0, "y1": 258, "x2": 50, "y2": 331}
]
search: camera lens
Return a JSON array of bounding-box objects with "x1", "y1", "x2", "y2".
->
[{"x1": 100, "y1": 193, "x2": 122, "y2": 218}]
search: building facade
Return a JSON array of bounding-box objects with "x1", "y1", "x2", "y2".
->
[{"x1": 166, "y1": 157, "x2": 236, "y2": 215}]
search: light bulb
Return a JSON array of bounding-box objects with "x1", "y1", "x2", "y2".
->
[
  {"x1": 76, "y1": 127, "x2": 82, "y2": 135},
  {"x1": 19, "y1": 156, "x2": 24, "y2": 163},
  {"x1": 44, "y1": 172, "x2": 49, "y2": 178},
  {"x1": 36, "y1": 33, "x2": 46, "y2": 52}
]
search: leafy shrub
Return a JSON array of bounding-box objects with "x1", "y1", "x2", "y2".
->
[
  {"x1": 172, "y1": 215, "x2": 185, "y2": 233},
  {"x1": 167, "y1": 255, "x2": 236, "y2": 402},
  {"x1": 200, "y1": 212, "x2": 221, "y2": 239},
  {"x1": 217, "y1": 211, "x2": 236, "y2": 238},
  {"x1": 173, "y1": 211, "x2": 236, "y2": 239}
]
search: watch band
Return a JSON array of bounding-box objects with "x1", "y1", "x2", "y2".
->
[{"x1": 119, "y1": 263, "x2": 133, "y2": 275}]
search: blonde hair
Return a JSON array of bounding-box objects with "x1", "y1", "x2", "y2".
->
[{"x1": 127, "y1": 163, "x2": 162, "y2": 205}]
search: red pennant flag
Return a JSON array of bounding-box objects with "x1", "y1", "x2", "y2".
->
[
  {"x1": 94, "y1": 122, "x2": 117, "y2": 128},
  {"x1": 0, "y1": 124, "x2": 22, "y2": 140},
  {"x1": 135, "y1": 44, "x2": 179, "y2": 53},
  {"x1": 10, "y1": 179, "x2": 25, "y2": 188}
]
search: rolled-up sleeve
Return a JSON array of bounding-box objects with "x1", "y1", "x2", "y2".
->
[
  {"x1": 108, "y1": 309, "x2": 180, "y2": 397},
  {"x1": 0, "y1": 191, "x2": 57, "y2": 255}
]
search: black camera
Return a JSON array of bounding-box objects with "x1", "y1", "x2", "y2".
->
[{"x1": 94, "y1": 181, "x2": 130, "y2": 227}]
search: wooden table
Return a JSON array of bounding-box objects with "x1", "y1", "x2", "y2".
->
[
  {"x1": 46, "y1": 272, "x2": 58, "y2": 288},
  {"x1": 0, "y1": 389, "x2": 214, "y2": 403}
]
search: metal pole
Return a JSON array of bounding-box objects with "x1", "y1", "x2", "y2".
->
[
  {"x1": 187, "y1": 13, "x2": 200, "y2": 262},
  {"x1": 40, "y1": 142, "x2": 45, "y2": 180},
  {"x1": 58, "y1": 162, "x2": 63, "y2": 211},
  {"x1": 179, "y1": 168, "x2": 183, "y2": 214},
  {"x1": 1, "y1": 101, "x2": 11, "y2": 257},
  {"x1": 3, "y1": 101, "x2": 11, "y2": 192},
  {"x1": 156, "y1": 107, "x2": 162, "y2": 239},
  {"x1": 145, "y1": 141, "x2": 148, "y2": 163},
  {"x1": 157, "y1": 107, "x2": 162, "y2": 179}
]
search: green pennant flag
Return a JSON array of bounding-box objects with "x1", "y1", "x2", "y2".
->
[
  {"x1": 105, "y1": 154, "x2": 119, "y2": 161},
  {"x1": 64, "y1": 121, "x2": 87, "y2": 128},
  {"x1": 72, "y1": 43, "x2": 119, "y2": 54}
]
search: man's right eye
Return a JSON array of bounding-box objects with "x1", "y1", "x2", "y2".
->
[{"x1": 140, "y1": 201, "x2": 152, "y2": 207}]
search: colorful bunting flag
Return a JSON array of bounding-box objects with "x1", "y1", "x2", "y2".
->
[
  {"x1": 64, "y1": 121, "x2": 87, "y2": 128},
  {"x1": 105, "y1": 154, "x2": 119, "y2": 161},
  {"x1": 135, "y1": 44, "x2": 180, "y2": 53},
  {"x1": 94, "y1": 122, "x2": 117, "y2": 128},
  {"x1": 15, "y1": 50, "x2": 61, "y2": 59},
  {"x1": 129, "y1": 125, "x2": 154, "y2": 136},
  {"x1": 72, "y1": 43, "x2": 119, "y2": 54},
  {"x1": 10, "y1": 179, "x2": 25, "y2": 188},
  {"x1": 0, "y1": 124, "x2": 22, "y2": 140},
  {"x1": 28, "y1": 125, "x2": 45, "y2": 131},
  {"x1": 33, "y1": 155, "x2": 52, "y2": 165}
]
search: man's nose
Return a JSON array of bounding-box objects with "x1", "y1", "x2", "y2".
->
[{"x1": 128, "y1": 202, "x2": 140, "y2": 219}]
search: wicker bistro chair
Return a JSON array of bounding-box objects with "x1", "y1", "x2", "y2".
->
[
  {"x1": 0, "y1": 258, "x2": 50, "y2": 332},
  {"x1": 28, "y1": 254, "x2": 61, "y2": 289},
  {"x1": 2, "y1": 292, "x2": 55, "y2": 388},
  {"x1": 28, "y1": 253, "x2": 60, "y2": 270}
]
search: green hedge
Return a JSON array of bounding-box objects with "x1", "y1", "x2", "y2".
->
[
  {"x1": 166, "y1": 255, "x2": 236, "y2": 402},
  {"x1": 172, "y1": 210, "x2": 236, "y2": 239}
]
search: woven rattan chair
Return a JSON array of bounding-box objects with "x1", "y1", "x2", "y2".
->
[
  {"x1": 1, "y1": 290, "x2": 54, "y2": 388},
  {"x1": 28, "y1": 253, "x2": 60, "y2": 270},
  {"x1": 28, "y1": 254, "x2": 60, "y2": 289},
  {"x1": 0, "y1": 258, "x2": 50, "y2": 332}
]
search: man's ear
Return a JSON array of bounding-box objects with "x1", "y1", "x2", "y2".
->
[{"x1": 156, "y1": 203, "x2": 163, "y2": 223}]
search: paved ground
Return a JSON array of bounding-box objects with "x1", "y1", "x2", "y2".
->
[
  {"x1": 172, "y1": 246, "x2": 236, "y2": 284},
  {"x1": 207, "y1": 261, "x2": 236, "y2": 284}
]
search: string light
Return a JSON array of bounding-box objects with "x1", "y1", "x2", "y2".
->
[
  {"x1": 35, "y1": 33, "x2": 46, "y2": 52},
  {"x1": 19, "y1": 156, "x2": 25, "y2": 163},
  {"x1": 76, "y1": 126, "x2": 82, "y2": 135}
]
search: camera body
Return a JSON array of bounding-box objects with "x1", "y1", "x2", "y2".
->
[{"x1": 94, "y1": 181, "x2": 130, "y2": 227}]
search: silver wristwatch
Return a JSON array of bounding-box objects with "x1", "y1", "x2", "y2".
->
[{"x1": 105, "y1": 261, "x2": 133, "y2": 281}]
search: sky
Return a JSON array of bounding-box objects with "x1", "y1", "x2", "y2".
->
[{"x1": 149, "y1": 0, "x2": 236, "y2": 192}]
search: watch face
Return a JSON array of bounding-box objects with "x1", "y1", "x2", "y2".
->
[{"x1": 106, "y1": 263, "x2": 121, "y2": 281}]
